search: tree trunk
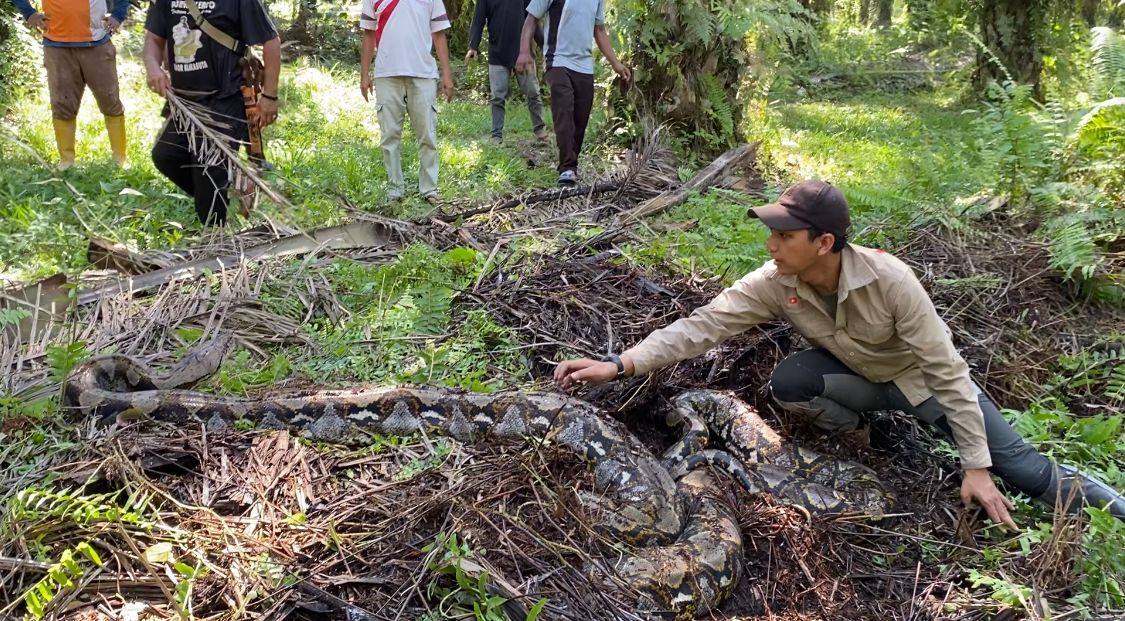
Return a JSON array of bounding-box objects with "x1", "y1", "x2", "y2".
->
[
  {"x1": 1081, "y1": 0, "x2": 1098, "y2": 27},
  {"x1": 799, "y1": 0, "x2": 833, "y2": 17},
  {"x1": 439, "y1": 0, "x2": 471, "y2": 55},
  {"x1": 287, "y1": 0, "x2": 317, "y2": 45},
  {"x1": 612, "y1": 0, "x2": 753, "y2": 154},
  {"x1": 859, "y1": 0, "x2": 870, "y2": 25},
  {"x1": 875, "y1": 0, "x2": 892, "y2": 28},
  {"x1": 973, "y1": 0, "x2": 1046, "y2": 99}
]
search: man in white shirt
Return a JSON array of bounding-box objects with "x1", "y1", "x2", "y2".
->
[{"x1": 359, "y1": 0, "x2": 454, "y2": 204}]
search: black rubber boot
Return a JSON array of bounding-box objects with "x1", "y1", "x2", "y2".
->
[{"x1": 1037, "y1": 465, "x2": 1125, "y2": 521}]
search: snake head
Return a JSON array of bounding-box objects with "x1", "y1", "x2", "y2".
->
[{"x1": 158, "y1": 334, "x2": 235, "y2": 389}]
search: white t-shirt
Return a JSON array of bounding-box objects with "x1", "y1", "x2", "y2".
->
[{"x1": 360, "y1": 0, "x2": 451, "y2": 79}]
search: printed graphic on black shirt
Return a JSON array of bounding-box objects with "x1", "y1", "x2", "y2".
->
[{"x1": 172, "y1": 15, "x2": 204, "y2": 70}]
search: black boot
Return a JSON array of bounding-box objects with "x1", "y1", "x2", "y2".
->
[{"x1": 1037, "y1": 464, "x2": 1125, "y2": 521}]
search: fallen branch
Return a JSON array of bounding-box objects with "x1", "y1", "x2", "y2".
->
[
  {"x1": 76, "y1": 220, "x2": 403, "y2": 305},
  {"x1": 428, "y1": 183, "x2": 623, "y2": 224},
  {"x1": 614, "y1": 142, "x2": 759, "y2": 225}
]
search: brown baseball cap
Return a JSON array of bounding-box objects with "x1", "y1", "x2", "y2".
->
[{"x1": 748, "y1": 180, "x2": 850, "y2": 237}]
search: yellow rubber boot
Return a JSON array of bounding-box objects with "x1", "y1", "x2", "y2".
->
[
  {"x1": 104, "y1": 114, "x2": 127, "y2": 166},
  {"x1": 52, "y1": 118, "x2": 77, "y2": 171}
]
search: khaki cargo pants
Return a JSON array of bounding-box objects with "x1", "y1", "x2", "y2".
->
[{"x1": 374, "y1": 76, "x2": 439, "y2": 198}]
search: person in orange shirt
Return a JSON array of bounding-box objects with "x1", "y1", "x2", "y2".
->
[{"x1": 14, "y1": 0, "x2": 129, "y2": 170}]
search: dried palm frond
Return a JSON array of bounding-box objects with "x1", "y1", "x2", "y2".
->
[{"x1": 165, "y1": 92, "x2": 292, "y2": 210}]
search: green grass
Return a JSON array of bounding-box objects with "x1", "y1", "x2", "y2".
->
[
  {"x1": 0, "y1": 32, "x2": 558, "y2": 281},
  {"x1": 634, "y1": 90, "x2": 1002, "y2": 286}
]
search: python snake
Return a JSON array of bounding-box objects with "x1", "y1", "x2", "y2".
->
[{"x1": 63, "y1": 338, "x2": 892, "y2": 618}]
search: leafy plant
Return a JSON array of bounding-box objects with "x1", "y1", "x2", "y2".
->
[
  {"x1": 394, "y1": 438, "x2": 453, "y2": 480},
  {"x1": 1091, "y1": 27, "x2": 1125, "y2": 97},
  {"x1": 422, "y1": 532, "x2": 548, "y2": 621},
  {"x1": 0, "y1": 308, "x2": 31, "y2": 329},
  {"x1": 1047, "y1": 220, "x2": 1102, "y2": 281},
  {"x1": 21, "y1": 542, "x2": 103, "y2": 619},
  {"x1": 45, "y1": 341, "x2": 88, "y2": 384},
  {"x1": 5, "y1": 486, "x2": 155, "y2": 530},
  {"x1": 608, "y1": 0, "x2": 814, "y2": 152}
]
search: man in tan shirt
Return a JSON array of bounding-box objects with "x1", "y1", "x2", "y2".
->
[{"x1": 555, "y1": 180, "x2": 1125, "y2": 527}]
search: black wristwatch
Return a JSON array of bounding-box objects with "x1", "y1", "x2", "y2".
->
[{"x1": 601, "y1": 353, "x2": 626, "y2": 379}]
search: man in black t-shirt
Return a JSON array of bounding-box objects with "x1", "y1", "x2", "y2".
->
[{"x1": 143, "y1": 0, "x2": 281, "y2": 226}]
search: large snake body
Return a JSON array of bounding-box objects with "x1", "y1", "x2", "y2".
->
[{"x1": 63, "y1": 341, "x2": 891, "y2": 618}]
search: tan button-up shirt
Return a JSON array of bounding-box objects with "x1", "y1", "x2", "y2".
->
[{"x1": 623, "y1": 244, "x2": 991, "y2": 470}]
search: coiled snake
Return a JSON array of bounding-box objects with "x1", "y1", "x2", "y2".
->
[{"x1": 63, "y1": 338, "x2": 892, "y2": 618}]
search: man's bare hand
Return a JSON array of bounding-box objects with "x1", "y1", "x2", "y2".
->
[
  {"x1": 554, "y1": 359, "x2": 619, "y2": 388},
  {"x1": 515, "y1": 51, "x2": 535, "y2": 74},
  {"x1": 257, "y1": 96, "x2": 278, "y2": 128},
  {"x1": 961, "y1": 468, "x2": 1018, "y2": 530},
  {"x1": 360, "y1": 73, "x2": 373, "y2": 102},
  {"x1": 146, "y1": 66, "x2": 171, "y2": 96},
  {"x1": 611, "y1": 61, "x2": 631, "y2": 83},
  {"x1": 26, "y1": 12, "x2": 47, "y2": 31},
  {"x1": 465, "y1": 49, "x2": 478, "y2": 62},
  {"x1": 103, "y1": 15, "x2": 121, "y2": 34},
  {"x1": 440, "y1": 77, "x2": 454, "y2": 102}
]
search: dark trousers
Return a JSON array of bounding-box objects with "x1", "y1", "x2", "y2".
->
[
  {"x1": 769, "y1": 348, "x2": 1056, "y2": 498},
  {"x1": 151, "y1": 95, "x2": 247, "y2": 227},
  {"x1": 545, "y1": 67, "x2": 594, "y2": 173}
]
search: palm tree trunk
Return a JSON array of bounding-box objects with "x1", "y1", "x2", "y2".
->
[{"x1": 973, "y1": 0, "x2": 1047, "y2": 99}]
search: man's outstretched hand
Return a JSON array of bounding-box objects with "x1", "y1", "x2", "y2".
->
[
  {"x1": 554, "y1": 358, "x2": 620, "y2": 388},
  {"x1": 961, "y1": 468, "x2": 1018, "y2": 530}
]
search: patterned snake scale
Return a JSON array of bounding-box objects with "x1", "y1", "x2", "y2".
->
[{"x1": 63, "y1": 338, "x2": 892, "y2": 619}]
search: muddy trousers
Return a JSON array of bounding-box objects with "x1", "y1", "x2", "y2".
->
[
  {"x1": 43, "y1": 42, "x2": 124, "y2": 119},
  {"x1": 151, "y1": 95, "x2": 247, "y2": 226},
  {"x1": 769, "y1": 348, "x2": 1060, "y2": 500}
]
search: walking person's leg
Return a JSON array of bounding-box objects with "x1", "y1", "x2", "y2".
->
[
  {"x1": 190, "y1": 96, "x2": 248, "y2": 226},
  {"x1": 151, "y1": 117, "x2": 196, "y2": 196},
  {"x1": 515, "y1": 68, "x2": 547, "y2": 141},
  {"x1": 487, "y1": 64, "x2": 511, "y2": 142},
  {"x1": 568, "y1": 69, "x2": 595, "y2": 174},
  {"x1": 375, "y1": 76, "x2": 409, "y2": 200},
  {"x1": 545, "y1": 67, "x2": 576, "y2": 183}
]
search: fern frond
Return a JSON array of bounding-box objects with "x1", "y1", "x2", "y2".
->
[
  {"x1": 5, "y1": 486, "x2": 155, "y2": 530},
  {"x1": 1074, "y1": 97, "x2": 1125, "y2": 150},
  {"x1": 700, "y1": 72, "x2": 734, "y2": 143},
  {"x1": 1047, "y1": 220, "x2": 1102, "y2": 281},
  {"x1": 21, "y1": 542, "x2": 104, "y2": 620},
  {"x1": 681, "y1": 6, "x2": 714, "y2": 45},
  {"x1": 840, "y1": 184, "x2": 912, "y2": 214},
  {"x1": 1091, "y1": 27, "x2": 1125, "y2": 97}
]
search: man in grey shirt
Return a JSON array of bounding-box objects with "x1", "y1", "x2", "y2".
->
[
  {"x1": 467, "y1": 0, "x2": 548, "y2": 144},
  {"x1": 515, "y1": 0, "x2": 629, "y2": 186}
]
